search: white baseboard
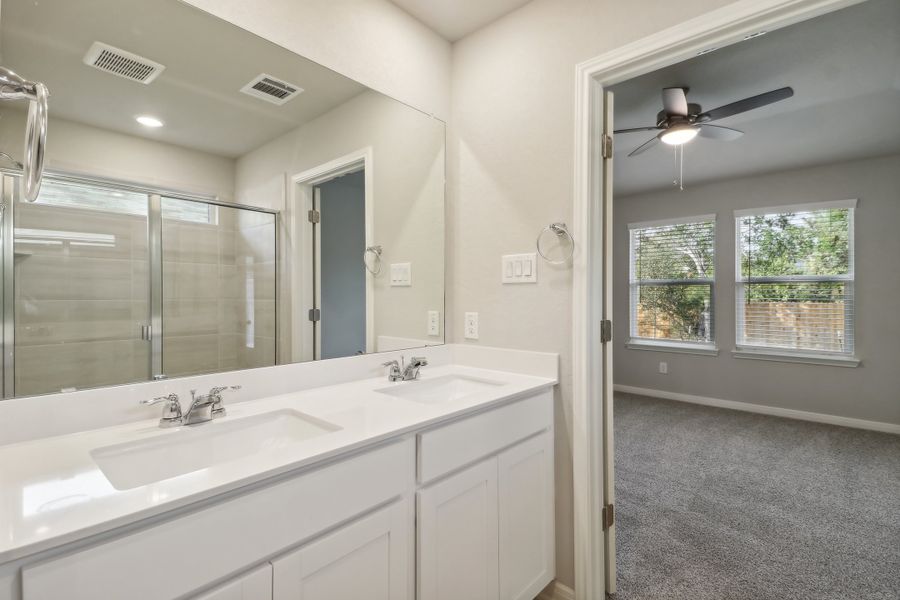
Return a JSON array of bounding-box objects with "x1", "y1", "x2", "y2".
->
[
  {"x1": 614, "y1": 384, "x2": 900, "y2": 435},
  {"x1": 537, "y1": 581, "x2": 575, "y2": 600}
]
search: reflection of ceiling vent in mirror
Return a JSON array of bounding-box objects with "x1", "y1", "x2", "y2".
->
[
  {"x1": 82, "y1": 41, "x2": 166, "y2": 84},
  {"x1": 240, "y1": 74, "x2": 304, "y2": 106}
]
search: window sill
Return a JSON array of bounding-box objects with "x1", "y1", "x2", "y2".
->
[
  {"x1": 625, "y1": 340, "x2": 719, "y2": 356},
  {"x1": 732, "y1": 348, "x2": 860, "y2": 367}
]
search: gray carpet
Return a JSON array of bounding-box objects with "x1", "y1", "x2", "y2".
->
[{"x1": 613, "y1": 394, "x2": 900, "y2": 600}]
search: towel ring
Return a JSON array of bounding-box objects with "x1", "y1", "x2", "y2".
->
[
  {"x1": 364, "y1": 245, "x2": 383, "y2": 275},
  {"x1": 0, "y1": 67, "x2": 49, "y2": 202},
  {"x1": 536, "y1": 222, "x2": 574, "y2": 265}
]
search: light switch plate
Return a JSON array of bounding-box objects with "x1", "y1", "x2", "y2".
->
[
  {"x1": 464, "y1": 312, "x2": 479, "y2": 340},
  {"x1": 427, "y1": 310, "x2": 440, "y2": 336},
  {"x1": 390, "y1": 262, "x2": 412, "y2": 287},
  {"x1": 501, "y1": 253, "x2": 537, "y2": 284}
]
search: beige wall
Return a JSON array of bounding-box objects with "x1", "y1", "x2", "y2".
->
[
  {"x1": 614, "y1": 154, "x2": 900, "y2": 426},
  {"x1": 235, "y1": 90, "x2": 445, "y2": 359},
  {"x1": 448, "y1": 0, "x2": 737, "y2": 586},
  {"x1": 181, "y1": 0, "x2": 452, "y2": 121},
  {"x1": 0, "y1": 111, "x2": 236, "y2": 201}
]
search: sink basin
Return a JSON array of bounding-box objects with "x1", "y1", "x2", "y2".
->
[
  {"x1": 375, "y1": 374, "x2": 504, "y2": 405},
  {"x1": 91, "y1": 409, "x2": 340, "y2": 490}
]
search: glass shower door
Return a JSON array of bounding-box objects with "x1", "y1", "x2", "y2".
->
[
  {"x1": 160, "y1": 198, "x2": 276, "y2": 379},
  {"x1": 10, "y1": 177, "x2": 152, "y2": 396}
]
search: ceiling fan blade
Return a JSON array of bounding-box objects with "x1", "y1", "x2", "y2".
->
[
  {"x1": 662, "y1": 87, "x2": 689, "y2": 116},
  {"x1": 613, "y1": 126, "x2": 659, "y2": 134},
  {"x1": 697, "y1": 124, "x2": 744, "y2": 141},
  {"x1": 628, "y1": 136, "x2": 660, "y2": 157},
  {"x1": 698, "y1": 86, "x2": 794, "y2": 122}
]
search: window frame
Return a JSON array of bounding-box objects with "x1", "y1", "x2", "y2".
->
[
  {"x1": 733, "y1": 199, "x2": 857, "y2": 362},
  {"x1": 627, "y1": 214, "x2": 717, "y2": 352}
]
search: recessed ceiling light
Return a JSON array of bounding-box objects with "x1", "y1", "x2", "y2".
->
[
  {"x1": 659, "y1": 125, "x2": 699, "y2": 146},
  {"x1": 136, "y1": 115, "x2": 163, "y2": 128}
]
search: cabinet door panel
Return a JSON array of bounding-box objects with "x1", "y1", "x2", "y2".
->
[
  {"x1": 192, "y1": 564, "x2": 272, "y2": 600},
  {"x1": 272, "y1": 500, "x2": 409, "y2": 600},
  {"x1": 498, "y1": 432, "x2": 555, "y2": 600},
  {"x1": 417, "y1": 457, "x2": 499, "y2": 600}
]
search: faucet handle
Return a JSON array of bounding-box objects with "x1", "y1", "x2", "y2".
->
[
  {"x1": 141, "y1": 393, "x2": 182, "y2": 427},
  {"x1": 382, "y1": 359, "x2": 400, "y2": 368},
  {"x1": 410, "y1": 356, "x2": 428, "y2": 367},
  {"x1": 207, "y1": 385, "x2": 241, "y2": 418}
]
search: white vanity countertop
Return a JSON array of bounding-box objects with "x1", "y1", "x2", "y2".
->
[{"x1": 0, "y1": 364, "x2": 555, "y2": 564}]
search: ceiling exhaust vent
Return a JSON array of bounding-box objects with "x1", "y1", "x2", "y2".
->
[
  {"x1": 83, "y1": 41, "x2": 166, "y2": 84},
  {"x1": 240, "y1": 74, "x2": 303, "y2": 106}
]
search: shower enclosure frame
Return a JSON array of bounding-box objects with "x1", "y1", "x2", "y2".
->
[{"x1": 0, "y1": 168, "x2": 279, "y2": 398}]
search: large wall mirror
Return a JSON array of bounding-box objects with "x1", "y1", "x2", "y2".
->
[{"x1": 0, "y1": 0, "x2": 445, "y2": 398}]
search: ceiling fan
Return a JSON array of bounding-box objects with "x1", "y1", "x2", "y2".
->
[{"x1": 615, "y1": 86, "x2": 794, "y2": 157}]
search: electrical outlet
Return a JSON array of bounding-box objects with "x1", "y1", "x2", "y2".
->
[
  {"x1": 427, "y1": 310, "x2": 440, "y2": 336},
  {"x1": 659, "y1": 361, "x2": 668, "y2": 374},
  {"x1": 464, "y1": 312, "x2": 479, "y2": 340}
]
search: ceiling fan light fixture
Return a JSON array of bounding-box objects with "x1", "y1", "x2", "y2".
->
[{"x1": 659, "y1": 125, "x2": 698, "y2": 146}]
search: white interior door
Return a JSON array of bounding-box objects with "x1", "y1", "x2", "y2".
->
[{"x1": 601, "y1": 89, "x2": 617, "y2": 594}]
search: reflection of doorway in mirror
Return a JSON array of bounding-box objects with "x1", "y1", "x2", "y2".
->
[
  {"x1": 314, "y1": 171, "x2": 366, "y2": 360},
  {"x1": 289, "y1": 148, "x2": 375, "y2": 363}
]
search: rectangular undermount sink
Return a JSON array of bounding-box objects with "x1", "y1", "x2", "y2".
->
[
  {"x1": 375, "y1": 374, "x2": 504, "y2": 405},
  {"x1": 91, "y1": 410, "x2": 340, "y2": 490}
]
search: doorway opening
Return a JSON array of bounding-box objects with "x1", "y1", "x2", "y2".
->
[
  {"x1": 572, "y1": 0, "x2": 896, "y2": 597},
  {"x1": 290, "y1": 148, "x2": 375, "y2": 362}
]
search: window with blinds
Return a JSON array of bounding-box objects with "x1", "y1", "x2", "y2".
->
[
  {"x1": 735, "y1": 200, "x2": 855, "y2": 356},
  {"x1": 629, "y1": 216, "x2": 716, "y2": 345}
]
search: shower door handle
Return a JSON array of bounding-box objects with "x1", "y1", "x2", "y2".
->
[{"x1": 140, "y1": 324, "x2": 153, "y2": 341}]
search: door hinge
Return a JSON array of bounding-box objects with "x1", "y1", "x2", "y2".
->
[
  {"x1": 308, "y1": 209, "x2": 320, "y2": 224},
  {"x1": 600, "y1": 319, "x2": 612, "y2": 343},
  {"x1": 308, "y1": 308, "x2": 321, "y2": 322},
  {"x1": 602, "y1": 503, "x2": 615, "y2": 530},
  {"x1": 601, "y1": 134, "x2": 613, "y2": 159}
]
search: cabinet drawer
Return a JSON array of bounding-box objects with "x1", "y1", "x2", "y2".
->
[
  {"x1": 23, "y1": 439, "x2": 413, "y2": 600},
  {"x1": 417, "y1": 390, "x2": 552, "y2": 484}
]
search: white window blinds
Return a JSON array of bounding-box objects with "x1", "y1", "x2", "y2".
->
[
  {"x1": 735, "y1": 200, "x2": 855, "y2": 355},
  {"x1": 629, "y1": 216, "x2": 716, "y2": 345}
]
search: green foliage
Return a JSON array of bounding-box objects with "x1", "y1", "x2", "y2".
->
[
  {"x1": 633, "y1": 222, "x2": 714, "y2": 341},
  {"x1": 740, "y1": 208, "x2": 850, "y2": 303}
]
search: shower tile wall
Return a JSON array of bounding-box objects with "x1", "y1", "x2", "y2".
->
[
  {"x1": 14, "y1": 202, "x2": 150, "y2": 396},
  {"x1": 162, "y1": 204, "x2": 276, "y2": 379}
]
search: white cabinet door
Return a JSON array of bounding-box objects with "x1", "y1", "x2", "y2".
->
[
  {"x1": 191, "y1": 564, "x2": 273, "y2": 600},
  {"x1": 417, "y1": 457, "x2": 499, "y2": 600},
  {"x1": 272, "y1": 500, "x2": 410, "y2": 600},
  {"x1": 498, "y1": 432, "x2": 555, "y2": 600}
]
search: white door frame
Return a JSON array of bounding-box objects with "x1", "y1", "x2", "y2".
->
[
  {"x1": 571, "y1": 0, "x2": 866, "y2": 597},
  {"x1": 289, "y1": 147, "x2": 375, "y2": 361}
]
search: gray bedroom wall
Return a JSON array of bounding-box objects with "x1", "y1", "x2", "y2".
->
[{"x1": 614, "y1": 153, "x2": 900, "y2": 426}]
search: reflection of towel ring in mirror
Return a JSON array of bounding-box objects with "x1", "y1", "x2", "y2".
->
[
  {"x1": 536, "y1": 222, "x2": 575, "y2": 265},
  {"x1": 0, "y1": 67, "x2": 49, "y2": 202},
  {"x1": 364, "y1": 245, "x2": 383, "y2": 275}
]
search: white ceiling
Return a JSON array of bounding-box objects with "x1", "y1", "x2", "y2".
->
[
  {"x1": 389, "y1": 0, "x2": 533, "y2": 41},
  {"x1": 611, "y1": 0, "x2": 900, "y2": 196},
  {"x1": 0, "y1": 0, "x2": 368, "y2": 158}
]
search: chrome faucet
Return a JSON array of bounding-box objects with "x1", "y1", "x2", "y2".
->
[
  {"x1": 141, "y1": 385, "x2": 241, "y2": 428},
  {"x1": 382, "y1": 356, "x2": 428, "y2": 382}
]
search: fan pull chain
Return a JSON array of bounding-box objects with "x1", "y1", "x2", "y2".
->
[{"x1": 672, "y1": 145, "x2": 685, "y2": 191}]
